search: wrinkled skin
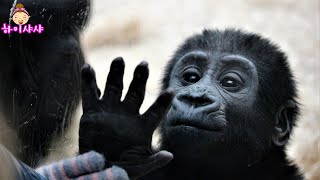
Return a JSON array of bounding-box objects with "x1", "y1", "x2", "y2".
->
[
  {"x1": 0, "y1": 0, "x2": 90, "y2": 166},
  {"x1": 79, "y1": 29, "x2": 304, "y2": 180},
  {"x1": 79, "y1": 58, "x2": 174, "y2": 179}
]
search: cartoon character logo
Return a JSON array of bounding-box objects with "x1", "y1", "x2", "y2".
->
[{"x1": 12, "y1": 3, "x2": 30, "y2": 25}]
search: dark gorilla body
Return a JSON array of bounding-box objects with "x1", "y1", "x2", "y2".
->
[
  {"x1": 79, "y1": 29, "x2": 303, "y2": 180},
  {"x1": 0, "y1": 0, "x2": 90, "y2": 167},
  {"x1": 154, "y1": 29, "x2": 302, "y2": 179}
]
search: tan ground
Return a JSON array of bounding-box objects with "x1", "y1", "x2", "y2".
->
[{"x1": 46, "y1": 0, "x2": 320, "y2": 179}]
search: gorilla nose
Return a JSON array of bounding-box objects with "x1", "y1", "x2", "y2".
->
[{"x1": 177, "y1": 93, "x2": 215, "y2": 108}]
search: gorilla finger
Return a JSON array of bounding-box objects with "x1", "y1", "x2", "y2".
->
[
  {"x1": 123, "y1": 61, "x2": 149, "y2": 113},
  {"x1": 143, "y1": 89, "x2": 175, "y2": 130},
  {"x1": 122, "y1": 151, "x2": 173, "y2": 179},
  {"x1": 102, "y1": 57, "x2": 125, "y2": 105},
  {"x1": 81, "y1": 64, "x2": 99, "y2": 112}
]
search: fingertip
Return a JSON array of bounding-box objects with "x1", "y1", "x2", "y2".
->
[
  {"x1": 114, "y1": 56, "x2": 124, "y2": 62},
  {"x1": 81, "y1": 64, "x2": 95, "y2": 81},
  {"x1": 165, "y1": 88, "x2": 175, "y2": 96},
  {"x1": 112, "y1": 57, "x2": 125, "y2": 65},
  {"x1": 152, "y1": 151, "x2": 174, "y2": 167},
  {"x1": 81, "y1": 63, "x2": 91, "y2": 70},
  {"x1": 134, "y1": 61, "x2": 149, "y2": 78},
  {"x1": 158, "y1": 151, "x2": 174, "y2": 160},
  {"x1": 139, "y1": 60, "x2": 148, "y2": 67},
  {"x1": 81, "y1": 64, "x2": 91, "y2": 74}
]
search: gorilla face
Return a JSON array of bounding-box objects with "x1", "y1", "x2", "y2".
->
[
  {"x1": 159, "y1": 30, "x2": 298, "y2": 166},
  {"x1": 162, "y1": 52, "x2": 261, "y2": 147}
]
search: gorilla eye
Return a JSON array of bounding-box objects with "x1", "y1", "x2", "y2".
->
[
  {"x1": 219, "y1": 73, "x2": 243, "y2": 91},
  {"x1": 182, "y1": 68, "x2": 201, "y2": 84},
  {"x1": 220, "y1": 78, "x2": 238, "y2": 87}
]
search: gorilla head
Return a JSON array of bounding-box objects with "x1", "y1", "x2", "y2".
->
[
  {"x1": 159, "y1": 29, "x2": 301, "y2": 179},
  {"x1": 0, "y1": 0, "x2": 90, "y2": 166}
]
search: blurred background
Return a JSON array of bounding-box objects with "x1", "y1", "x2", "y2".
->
[{"x1": 46, "y1": 0, "x2": 319, "y2": 179}]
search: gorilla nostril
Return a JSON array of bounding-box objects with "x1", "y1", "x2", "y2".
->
[
  {"x1": 177, "y1": 94, "x2": 214, "y2": 108},
  {"x1": 197, "y1": 98, "x2": 212, "y2": 107}
]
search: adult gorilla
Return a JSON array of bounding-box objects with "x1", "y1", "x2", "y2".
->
[
  {"x1": 0, "y1": 0, "x2": 90, "y2": 167},
  {"x1": 79, "y1": 29, "x2": 304, "y2": 179}
]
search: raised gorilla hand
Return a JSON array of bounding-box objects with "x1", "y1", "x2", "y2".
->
[{"x1": 79, "y1": 57, "x2": 174, "y2": 179}]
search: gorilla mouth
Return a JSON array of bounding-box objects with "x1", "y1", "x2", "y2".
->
[{"x1": 171, "y1": 118, "x2": 223, "y2": 132}]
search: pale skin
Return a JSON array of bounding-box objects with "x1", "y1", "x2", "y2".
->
[{"x1": 12, "y1": 12, "x2": 30, "y2": 25}]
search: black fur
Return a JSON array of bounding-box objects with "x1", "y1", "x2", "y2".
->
[{"x1": 0, "y1": 0, "x2": 90, "y2": 167}]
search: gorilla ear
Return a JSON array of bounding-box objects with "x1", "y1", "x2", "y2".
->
[{"x1": 272, "y1": 100, "x2": 296, "y2": 146}]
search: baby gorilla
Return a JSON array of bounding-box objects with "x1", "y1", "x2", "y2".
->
[{"x1": 79, "y1": 29, "x2": 304, "y2": 180}]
